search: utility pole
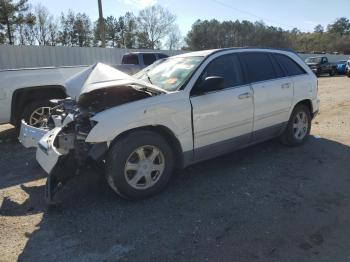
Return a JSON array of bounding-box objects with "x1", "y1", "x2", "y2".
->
[{"x1": 98, "y1": 0, "x2": 106, "y2": 47}]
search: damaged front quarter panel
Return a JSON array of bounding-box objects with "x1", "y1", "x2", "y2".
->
[{"x1": 22, "y1": 63, "x2": 168, "y2": 203}]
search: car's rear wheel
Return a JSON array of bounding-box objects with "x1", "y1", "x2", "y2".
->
[
  {"x1": 20, "y1": 100, "x2": 53, "y2": 128},
  {"x1": 105, "y1": 130, "x2": 174, "y2": 200},
  {"x1": 329, "y1": 68, "x2": 336, "y2": 76},
  {"x1": 280, "y1": 104, "x2": 311, "y2": 146}
]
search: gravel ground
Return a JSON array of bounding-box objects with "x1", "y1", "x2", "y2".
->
[{"x1": 1, "y1": 76, "x2": 350, "y2": 262}]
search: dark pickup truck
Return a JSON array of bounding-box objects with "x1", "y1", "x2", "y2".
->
[{"x1": 305, "y1": 56, "x2": 337, "y2": 77}]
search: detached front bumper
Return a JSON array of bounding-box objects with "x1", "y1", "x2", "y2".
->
[
  {"x1": 19, "y1": 120, "x2": 77, "y2": 203},
  {"x1": 19, "y1": 120, "x2": 48, "y2": 148},
  {"x1": 19, "y1": 120, "x2": 63, "y2": 174},
  {"x1": 36, "y1": 127, "x2": 64, "y2": 174}
]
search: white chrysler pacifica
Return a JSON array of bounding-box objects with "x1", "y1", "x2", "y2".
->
[{"x1": 19, "y1": 48, "x2": 320, "y2": 202}]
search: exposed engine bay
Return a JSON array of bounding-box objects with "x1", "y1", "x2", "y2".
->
[
  {"x1": 19, "y1": 63, "x2": 166, "y2": 203},
  {"x1": 45, "y1": 83, "x2": 159, "y2": 202}
]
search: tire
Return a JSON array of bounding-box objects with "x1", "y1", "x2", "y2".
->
[
  {"x1": 280, "y1": 104, "x2": 311, "y2": 146},
  {"x1": 105, "y1": 130, "x2": 174, "y2": 200},
  {"x1": 20, "y1": 100, "x2": 53, "y2": 128},
  {"x1": 329, "y1": 68, "x2": 336, "y2": 76}
]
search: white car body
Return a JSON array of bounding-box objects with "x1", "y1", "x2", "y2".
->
[
  {"x1": 19, "y1": 48, "x2": 320, "y2": 201},
  {"x1": 87, "y1": 48, "x2": 319, "y2": 164}
]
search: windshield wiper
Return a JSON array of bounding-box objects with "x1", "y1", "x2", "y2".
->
[{"x1": 145, "y1": 71, "x2": 153, "y2": 85}]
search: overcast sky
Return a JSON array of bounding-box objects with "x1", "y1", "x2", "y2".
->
[{"x1": 29, "y1": 0, "x2": 350, "y2": 35}]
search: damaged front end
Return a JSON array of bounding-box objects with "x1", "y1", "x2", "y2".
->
[
  {"x1": 18, "y1": 63, "x2": 164, "y2": 203},
  {"x1": 19, "y1": 100, "x2": 103, "y2": 203}
]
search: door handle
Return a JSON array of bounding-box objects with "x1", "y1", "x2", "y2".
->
[
  {"x1": 238, "y1": 92, "x2": 252, "y2": 99},
  {"x1": 281, "y1": 83, "x2": 291, "y2": 89}
]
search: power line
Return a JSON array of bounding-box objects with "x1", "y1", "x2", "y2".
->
[{"x1": 209, "y1": 0, "x2": 307, "y2": 31}]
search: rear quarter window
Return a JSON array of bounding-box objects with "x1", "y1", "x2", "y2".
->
[{"x1": 274, "y1": 54, "x2": 307, "y2": 76}]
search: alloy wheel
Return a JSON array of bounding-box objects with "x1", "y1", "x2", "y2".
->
[
  {"x1": 124, "y1": 145, "x2": 165, "y2": 190},
  {"x1": 293, "y1": 111, "x2": 308, "y2": 140},
  {"x1": 29, "y1": 106, "x2": 52, "y2": 128}
]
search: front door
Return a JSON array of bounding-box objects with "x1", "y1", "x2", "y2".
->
[{"x1": 190, "y1": 54, "x2": 254, "y2": 162}]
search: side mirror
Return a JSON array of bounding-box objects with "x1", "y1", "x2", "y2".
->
[{"x1": 194, "y1": 76, "x2": 225, "y2": 95}]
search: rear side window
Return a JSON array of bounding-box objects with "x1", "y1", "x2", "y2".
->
[
  {"x1": 274, "y1": 54, "x2": 306, "y2": 76},
  {"x1": 200, "y1": 54, "x2": 244, "y2": 89},
  {"x1": 122, "y1": 54, "x2": 139, "y2": 65},
  {"x1": 240, "y1": 52, "x2": 276, "y2": 83},
  {"x1": 270, "y1": 55, "x2": 286, "y2": 78},
  {"x1": 143, "y1": 54, "x2": 157, "y2": 65}
]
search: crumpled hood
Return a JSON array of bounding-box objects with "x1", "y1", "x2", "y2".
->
[{"x1": 64, "y1": 63, "x2": 166, "y2": 100}]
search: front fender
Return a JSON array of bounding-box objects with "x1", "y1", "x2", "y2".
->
[{"x1": 85, "y1": 94, "x2": 193, "y2": 153}]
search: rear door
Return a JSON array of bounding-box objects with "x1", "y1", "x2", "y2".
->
[
  {"x1": 190, "y1": 54, "x2": 254, "y2": 162},
  {"x1": 273, "y1": 53, "x2": 311, "y2": 109},
  {"x1": 240, "y1": 52, "x2": 293, "y2": 141}
]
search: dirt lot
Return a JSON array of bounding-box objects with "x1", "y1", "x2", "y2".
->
[{"x1": 1, "y1": 76, "x2": 350, "y2": 262}]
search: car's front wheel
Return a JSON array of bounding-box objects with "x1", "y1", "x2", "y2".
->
[
  {"x1": 280, "y1": 104, "x2": 311, "y2": 146},
  {"x1": 105, "y1": 130, "x2": 174, "y2": 200}
]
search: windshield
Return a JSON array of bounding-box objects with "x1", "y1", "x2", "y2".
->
[
  {"x1": 305, "y1": 57, "x2": 322, "y2": 63},
  {"x1": 134, "y1": 56, "x2": 204, "y2": 92},
  {"x1": 338, "y1": 60, "x2": 347, "y2": 64}
]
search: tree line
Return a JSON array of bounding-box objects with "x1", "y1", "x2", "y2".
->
[
  {"x1": 0, "y1": 0, "x2": 182, "y2": 49},
  {"x1": 185, "y1": 18, "x2": 350, "y2": 54},
  {"x1": 1, "y1": 0, "x2": 349, "y2": 54}
]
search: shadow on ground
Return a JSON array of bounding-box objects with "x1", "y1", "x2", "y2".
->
[
  {"x1": 2, "y1": 137, "x2": 350, "y2": 261},
  {"x1": 0, "y1": 125, "x2": 17, "y2": 142}
]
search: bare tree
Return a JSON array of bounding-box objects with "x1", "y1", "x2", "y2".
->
[
  {"x1": 166, "y1": 24, "x2": 182, "y2": 50},
  {"x1": 73, "y1": 13, "x2": 92, "y2": 47},
  {"x1": 47, "y1": 18, "x2": 58, "y2": 45},
  {"x1": 33, "y1": 4, "x2": 51, "y2": 45},
  {"x1": 58, "y1": 10, "x2": 75, "y2": 46},
  {"x1": 137, "y1": 5, "x2": 176, "y2": 49},
  {"x1": 23, "y1": 12, "x2": 35, "y2": 45}
]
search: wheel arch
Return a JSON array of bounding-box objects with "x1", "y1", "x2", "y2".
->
[
  {"x1": 10, "y1": 85, "x2": 67, "y2": 126},
  {"x1": 109, "y1": 125, "x2": 185, "y2": 168},
  {"x1": 292, "y1": 99, "x2": 314, "y2": 118}
]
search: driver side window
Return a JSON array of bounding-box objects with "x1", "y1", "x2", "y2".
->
[{"x1": 198, "y1": 54, "x2": 244, "y2": 90}]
